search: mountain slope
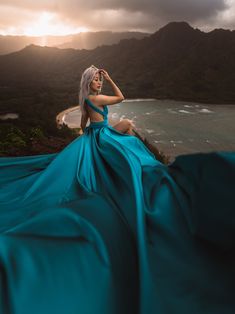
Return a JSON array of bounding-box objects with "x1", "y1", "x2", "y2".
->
[
  {"x1": 0, "y1": 21, "x2": 235, "y2": 103},
  {"x1": 0, "y1": 31, "x2": 150, "y2": 55}
]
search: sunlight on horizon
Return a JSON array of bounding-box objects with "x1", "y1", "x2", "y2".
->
[{"x1": 1, "y1": 12, "x2": 89, "y2": 37}]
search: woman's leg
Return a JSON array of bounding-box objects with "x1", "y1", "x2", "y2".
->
[{"x1": 112, "y1": 119, "x2": 135, "y2": 135}]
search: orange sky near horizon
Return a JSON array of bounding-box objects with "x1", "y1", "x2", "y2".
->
[
  {"x1": 0, "y1": 0, "x2": 235, "y2": 37},
  {"x1": 0, "y1": 11, "x2": 89, "y2": 37}
]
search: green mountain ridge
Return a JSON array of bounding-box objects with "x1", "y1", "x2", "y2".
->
[
  {"x1": 0, "y1": 21, "x2": 235, "y2": 157},
  {"x1": 1, "y1": 21, "x2": 235, "y2": 103},
  {"x1": 0, "y1": 31, "x2": 150, "y2": 55}
]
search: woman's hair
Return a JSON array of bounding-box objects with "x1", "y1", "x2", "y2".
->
[{"x1": 79, "y1": 65, "x2": 103, "y2": 115}]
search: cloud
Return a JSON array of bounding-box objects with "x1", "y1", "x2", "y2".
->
[
  {"x1": 206, "y1": 0, "x2": 235, "y2": 30},
  {"x1": 51, "y1": 0, "x2": 231, "y2": 31},
  {"x1": 0, "y1": 0, "x2": 234, "y2": 35}
]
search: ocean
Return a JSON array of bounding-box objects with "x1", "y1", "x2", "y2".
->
[{"x1": 64, "y1": 99, "x2": 235, "y2": 161}]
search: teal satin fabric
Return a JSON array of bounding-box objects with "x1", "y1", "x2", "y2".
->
[{"x1": 1, "y1": 114, "x2": 235, "y2": 313}]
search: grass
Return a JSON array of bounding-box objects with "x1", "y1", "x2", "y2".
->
[{"x1": 132, "y1": 129, "x2": 171, "y2": 165}]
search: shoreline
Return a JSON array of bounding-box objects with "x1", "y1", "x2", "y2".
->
[
  {"x1": 56, "y1": 105, "x2": 119, "y2": 130},
  {"x1": 56, "y1": 97, "x2": 235, "y2": 128},
  {"x1": 55, "y1": 103, "x2": 171, "y2": 164},
  {"x1": 56, "y1": 105, "x2": 80, "y2": 129},
  {"x1": 55, "y1": 98, "x2": 159, "y2": 129}
]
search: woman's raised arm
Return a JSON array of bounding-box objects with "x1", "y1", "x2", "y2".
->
[{"x1": 92, "y1": 69, "x2": 125, "y2": 106}]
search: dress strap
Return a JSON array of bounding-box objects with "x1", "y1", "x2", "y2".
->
[{"x1": 85, "y1": 98, "x2": 108, "y2": 117}]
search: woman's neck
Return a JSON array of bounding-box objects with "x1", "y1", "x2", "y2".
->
[{"x1": 89, "y1": 91, "x2": 98, "y2": 96}]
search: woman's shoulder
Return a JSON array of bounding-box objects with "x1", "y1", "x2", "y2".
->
[
  {"x1": 87, "y1": 94, "x2": 96, "y2": 100},
  {"x1": 87, "y1": 95, "x2": 105, "y2": 107}
]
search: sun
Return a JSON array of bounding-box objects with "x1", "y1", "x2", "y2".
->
[{"x1": 23, "y1": 12, "x2": 88, "y2": 37}]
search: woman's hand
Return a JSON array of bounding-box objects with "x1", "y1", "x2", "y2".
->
[{"x1": 98, "y1": 69, "x2": 112, "y2": 82}]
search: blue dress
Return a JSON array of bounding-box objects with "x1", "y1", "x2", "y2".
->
[{"x1": 0, "y1": 98, "x2": 235, "y2": 314}]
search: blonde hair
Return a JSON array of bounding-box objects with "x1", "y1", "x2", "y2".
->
[{"x1": 78, "y1": 65, "x2": 103, "y2": 115}]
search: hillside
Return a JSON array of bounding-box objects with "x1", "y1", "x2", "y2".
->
[
  {"x1": 1, "y1": 21, "x2": 235, "y2": 157},
  {"x1": 0, "y1": 31, "x2": 150, "y2": 55},
  {"x1": 1, "y1": 21, "x2": 235, "y2": 103}
]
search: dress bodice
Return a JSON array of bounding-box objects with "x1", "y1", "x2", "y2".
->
[
  {"x1": 85, "y1": 98, "x2": 108, "y2": 121},
  {"x1": 85, "y1": 98, "x2": 109, "y2": 130}
]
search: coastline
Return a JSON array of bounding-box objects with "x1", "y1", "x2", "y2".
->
[
  {"x1": 55, "y1": 101, "x2": 171, "y2": 164},
  {"x1": 55, "y1": 99, "x2": 235, "y2": 160},
  {"x1": 56, "y1": 105, "x2": 80, "y2": 129},
  {"x1": 56, "y1": 104, "x2": 119, "y2": 131},
  {"x1": 55, "y1": 98, "x2": 159, "y2": 129}
]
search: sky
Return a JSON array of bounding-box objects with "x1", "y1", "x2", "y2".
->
[{"x1": 0, "y1": 0, "x2": 235, "y2": 36}]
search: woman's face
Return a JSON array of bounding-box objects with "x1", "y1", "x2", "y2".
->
[{"x1": 89, "y1": 72, "x2": 103, "y2": 94}]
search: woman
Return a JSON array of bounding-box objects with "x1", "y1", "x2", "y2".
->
[
  {"x1": 79, "y1": 65, "x2": 135, "y2": 134},
  {"x1": 0, "y1": 65, "x2": 235, "y2": 314},
  {"x1": 79, "y1": 65, "x2": 134, "y2": 135}
]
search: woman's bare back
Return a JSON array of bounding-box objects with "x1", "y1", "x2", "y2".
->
[{"x1": 86, "y1": 96, "x2": 106, "y2": 122}]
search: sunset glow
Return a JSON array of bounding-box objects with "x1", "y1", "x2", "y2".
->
[
  {"x1": 22, "y1": 12, "x2": 88, "y2": 36},
  {"x1": 0, "y1": 0, "x2": 234, "y2": 37}
]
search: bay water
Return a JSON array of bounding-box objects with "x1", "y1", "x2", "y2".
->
[{"x1": 64, "y1": 99, "x2": 235, "y2": 161}]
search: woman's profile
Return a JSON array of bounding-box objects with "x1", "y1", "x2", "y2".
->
[{"x1": 79, "y1": 65, "x2": 135, "y2": 134}]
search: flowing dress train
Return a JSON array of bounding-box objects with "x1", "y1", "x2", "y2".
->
[{"x1": 0, "y1": 98, "x2": 235, "y2": 314}]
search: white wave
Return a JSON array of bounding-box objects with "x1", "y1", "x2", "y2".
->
[
  {"x1": 184, "y1": 105, "x2": 194, "y2": 108},
  {"x1": 170, "y1": 140, "x2": 183, "y2": 143},
  {"x1": 154, "y1": 140, "x2": 165, "y2": 143},
  {"x1": 123, "y1": 98, "x2": 156, "y2": 102},
  {"x1": 198, "y1": 108, "x2": 213, "y2": 113},
  {"x1": 145, "y1": 110, "x2": 156, "y2": 115},
  {"x1": 167, "y1": 108, "x2": 178, "y2": 114},
  {"x1": 145, "y1": 129, "x2": 155, "y2": 134},
  {"x1": 111, "y1": 113, "x2": 119, "y2": 118},
  {"x1": 178, "y1": 110, "x2": 194, "y2": 114}
]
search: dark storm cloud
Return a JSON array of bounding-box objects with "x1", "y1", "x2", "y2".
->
[
  {"x1": 56, "y1": 0, "x2": 230, "y2": 32},
  {"x1": 56, "y1": 0, "x2": 229, "y2": 27},
  {"x1": 95, "y1": 0, "x2": 227, "y2": 20},
  {"x1": 0, "y1": 0, "x2": 234, "y2": 34},
  {"x1": 1, "y1": 0, "x2": 227, "y2": 18}
]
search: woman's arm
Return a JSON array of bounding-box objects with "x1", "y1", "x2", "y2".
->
[
  {"x1": 80, "y1": 111, "x2": 89, "y2": 133},
  {"x1": 91, "y1": 69, "x2": 125, "y2": 106}
]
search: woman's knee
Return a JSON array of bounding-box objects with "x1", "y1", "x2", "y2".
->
[
  {"x1": 113, "y1": 118, "x2": 135, "y2": 134},
  {"x1": 123, "y1": 119, "x2": 135, "y2": 135},
  {"x1": 122, "y1": 118, "x2": 135, "y2": 128}
]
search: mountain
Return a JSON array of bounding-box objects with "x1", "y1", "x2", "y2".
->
[
  {"x1": 1, "y1": 21, "x2": 235, "y2": 104},
  {"x1": 0, "y1": 31, "x2": 150, "y2": 55},
  {"x1": 0, "y1": 34, "x2": 73, "y2": 55},
  {"x1": 57, "y1": 31, "x2": 150, "y2": 50}
]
